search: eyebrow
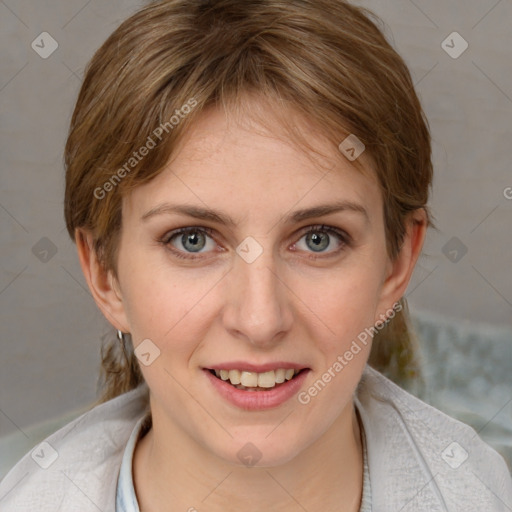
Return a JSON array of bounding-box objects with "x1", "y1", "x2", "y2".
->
[{"x1": 141, "y1": 200, "x2": 370, "y2": 226}]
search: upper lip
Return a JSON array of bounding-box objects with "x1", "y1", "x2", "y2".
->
[{"x1": 204, "y1": 361, "x2": 309, "y2": 373}]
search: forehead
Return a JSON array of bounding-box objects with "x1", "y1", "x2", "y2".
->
[{"x1": 125, "y1": 99, "x2": 382, "y2": 226}]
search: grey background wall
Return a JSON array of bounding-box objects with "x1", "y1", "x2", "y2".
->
[{"x1": 1, "y1": 0, "x2": 511, "y2": 449}]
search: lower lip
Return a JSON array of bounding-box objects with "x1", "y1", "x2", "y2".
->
[{"x1": 203, "y1": 369, "x2": 310, "y2": 411}]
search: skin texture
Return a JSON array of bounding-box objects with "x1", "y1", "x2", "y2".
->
[{"x1": 77, "y1": 97, "x2": 427, "y2": 511}]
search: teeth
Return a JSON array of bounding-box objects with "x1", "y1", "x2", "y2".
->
[
  {"x1": 275, "y1": 369, "x2": 286, "y2": 383},
  {"x1": 257, "y1": 371, "x2": 276, "y2": 388},
  {"x1": 212, "y1": 368, "x2": 302, "y2": 388},
  {"x1": 228, "y1": 369, "x2": 241, "y2": 385},
  {"x1": 240, "y1": 371, "x2": 258, "y2": 387}
]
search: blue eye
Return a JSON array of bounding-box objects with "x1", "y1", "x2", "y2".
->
[
  {"x1": 159, "y1": 224, "x2": 351, "y2": 261},
  {"x1": 161, "y1": 227, "x2": 217, "y2": 259},
  {"x1": 294, "y1": 225, "x2": 350, "y2": 257}
]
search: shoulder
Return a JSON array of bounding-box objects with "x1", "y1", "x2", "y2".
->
[
  {"x1": 355, "y1": 365, "x2": 512, "y2": 511},
  {"x1": 0, "y1": 384, "x2": 149, "y2": 512}
]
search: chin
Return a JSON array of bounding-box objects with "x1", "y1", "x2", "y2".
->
[{"x1": 210, "y1": 430, "x2": 307, "y2": 469}]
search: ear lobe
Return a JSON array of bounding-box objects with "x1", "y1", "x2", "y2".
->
[
  {"x1": 375, "y1": 209, "x2": 427, "y2": 322},
  {"x1": 75, "y1": 228, "x2": 130, "y2": 333}
]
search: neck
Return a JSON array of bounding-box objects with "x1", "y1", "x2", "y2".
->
[{"x1": 133, "y1": 400, "x2": 364, "y2": 512}]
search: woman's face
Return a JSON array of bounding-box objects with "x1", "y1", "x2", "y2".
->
[{"x1": 109, "y1": 99, "x2": 408, "y2": 466}]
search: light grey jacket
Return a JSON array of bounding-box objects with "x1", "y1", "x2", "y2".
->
[{"x1": 1, "y1": 365, "x2": 511, "y2": 511}]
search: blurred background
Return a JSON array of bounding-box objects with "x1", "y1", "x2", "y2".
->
[{"x1": 1, "y1": 0, "x2": 511, "y2": 479}]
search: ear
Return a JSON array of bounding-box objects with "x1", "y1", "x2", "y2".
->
[
  {"x1": 75, "y1": 228, "x2": 130, "y2": 333},
  {"x1": 374, "y1": 208, "x2": 427, "y2": 323}
]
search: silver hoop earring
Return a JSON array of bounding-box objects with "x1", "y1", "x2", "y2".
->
[{"x1": 117, "y1": 329, "x2": 129, "y2": 362}]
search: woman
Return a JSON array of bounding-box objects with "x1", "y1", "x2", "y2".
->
[{"x1": 1, "y1": 0, "x2": 510, "y2": 510}]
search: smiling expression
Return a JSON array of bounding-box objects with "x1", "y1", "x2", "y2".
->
[{"x1": 102, "y1": 97, "x2": 405, "y2": 466}]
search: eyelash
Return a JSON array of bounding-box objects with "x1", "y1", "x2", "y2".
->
[{"x1": 158, "y1": 224, "x2": 352, "y2": 261}]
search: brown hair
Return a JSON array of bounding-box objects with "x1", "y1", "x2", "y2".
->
[{"x1": 64, "y1": 0, "x2": 435, "y2": 405}]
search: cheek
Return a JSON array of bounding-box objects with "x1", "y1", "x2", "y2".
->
[
  {"x1": 118, "y1": 254, "x2": 220, "y2": 350},
  {"x1": 294, "y1": 268, "x2": 380, "y2": 412},
  {"x1": 293, "y1": 263, "x2": 383, "y2": 351}
]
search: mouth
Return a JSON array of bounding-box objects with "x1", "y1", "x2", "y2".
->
[{"x1": 206, "y1": 367, "x2": 308, "y2": 391}]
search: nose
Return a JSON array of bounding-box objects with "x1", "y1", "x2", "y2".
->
[{"x1": 221, "y1": 242, "x2": 294, "y2": 348}]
